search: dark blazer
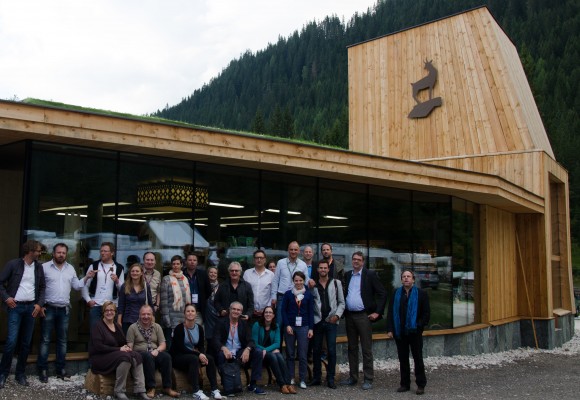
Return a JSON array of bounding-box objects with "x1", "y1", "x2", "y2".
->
[
  {"x1": 386, "y1": 287, "x2": 431, "y2": 334},
  {"x1": 214, "y1": 279, "x2": 254, "y2": 318},
  {"x1": 211, "y1": 318, "x2": 255, "y2": 354},
  {"x1": 344, "y1": 267, "x2": 387, "y2": 319},
  {"x1": 184, "y1": 268, "x2": 212, "y2": 316},
  {"x1": 170, "y1": 322, "x2": 207, "y2": 357},
  {"x1": 0, "y1": 258, "x2": 46, "y2": 307}
]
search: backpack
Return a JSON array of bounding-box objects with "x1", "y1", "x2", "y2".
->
[{"x1": 220, "y1": 360, "x2": 242, "y2": 395}]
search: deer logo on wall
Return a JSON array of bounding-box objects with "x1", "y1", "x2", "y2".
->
[{"x1": 408, "y1": 59, "x2": 442, "y2": 119}]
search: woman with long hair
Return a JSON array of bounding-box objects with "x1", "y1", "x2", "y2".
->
[
  {"x1": 252, "y1": 305, "x2": 295, "y2": 394},
  {"x1": 160, "y1": 255, "x2": 190, "y2": 350},
  {"x1": 204, "y1": 266, "x2": 220, "y2": 344},
  {"x1": 282, "y1": 271, "x2": 315, "y2": 389},
  {"x1": 117, "y1": 263, "x2": 153, "y2": 334},
  {"x1": 170, "y1": 304, "x2": 222, "y2": 400}
]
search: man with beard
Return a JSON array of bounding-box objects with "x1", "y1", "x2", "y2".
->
[
  {"x1": 184, "y1": 253, "x2": 211, "y2": 325},
  {"x1": 37, "y1": 243, "x2": 95, "y2": 383},
  {"x1": 0, "y1": 240, "x2": 46, "y2": 388},
  {"x1": 309, "y1": 260, "x2": 345, "y2": 389}
]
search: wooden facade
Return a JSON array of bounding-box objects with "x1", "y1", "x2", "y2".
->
[
  {"x1": 0, "y1": 7, "x2": 574, "y2": 348},
  {"x1": 348, "y1": 6, "x2": 573, "y2": 323}
]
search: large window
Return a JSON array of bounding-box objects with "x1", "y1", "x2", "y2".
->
[
  {"x1": 452, "y1": 198, "x2": 479, "y2": 327},
  {"x1": 1, "y1": 140, "x2": 482, "y2": 352}
]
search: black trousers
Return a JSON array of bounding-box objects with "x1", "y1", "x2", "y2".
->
[
  {"x1": 172, "y1": 353, "x2": 218, "y2": 392},
  {"x1": 395, "y1": 332, "x2": 426, "y2": 388},
  {"x1": 139, "y1": 351, "x2": 173, "y2": 390}
]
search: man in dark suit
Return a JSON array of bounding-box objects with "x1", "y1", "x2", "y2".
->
[
  {"x1": 340, "y1": 251, "x2": 387, "y2": 391},
  {"x1": 386, "y1": 269, "x2": 430, "y2": 395},
  {"x1": 184, "y1": 253, "x2": 211, "y2": 324},
  {"x1": 0, "y1": 240, "x2": 46, "y2": 388},
  {"x1": 213, "y1": 301, "x2": 264, "y2": 395}
]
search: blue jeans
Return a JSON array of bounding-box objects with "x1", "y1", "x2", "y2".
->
[
  {"x1": 217, "y1": 348, "x2": 263, "y2": 383},
  {"x1": 284, "y1": 325, "x2": 309, "y2": 382},
  {"x1": 263, "y1": 351, "x2": 290, "y2": 386},
  {"x1": 0, "y1": 303, "x2": 36, "y2": 378},
  {"x1": 89, "y1": 304, "x2": 103, "y2": 333},
  {"x1": 38, "y1": 305, "x2": 70, "y2": 371},
  {"x1": 312, "y1": 321, "x2": 338, "y2": 383}
]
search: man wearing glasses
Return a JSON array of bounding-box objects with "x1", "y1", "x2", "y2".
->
[
  {"x1": 0, "y1": 240, "x2": 46, "y2": 388},
  {"x1": 340, "y1": 251, "x2": 387, "y2": 391},
  {"x1": 215, "y1": 262, "x2": 254, "y2": 322},
  {"x1": 243, "y1": 249, "x2": 274, "y2": 326}
]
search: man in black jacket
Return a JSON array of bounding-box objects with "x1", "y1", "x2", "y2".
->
[
  {"x1": 184, "y1": 253, "x2": 211, "y2": 324},
  {"x1": 213, "y1": 301, "x2": 264, "y2": 395},
  {"x1": 214, "y1": 262, "x2": 254, "y2": 321},
  {"x1": 340, "y1": 251, "x2": 387, "y2": 391},
  {"x1": 386, "y1": 269, "x2": 430, "y2": 395},
  {"x1": 0, "y1": 240, "x2": 46, "y2": 388}
]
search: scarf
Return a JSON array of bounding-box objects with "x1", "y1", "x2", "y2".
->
[
  {"x1": 169, "y1": 270, "x2": 191, "y2": 311},
  {"x1": 291, "y1": 286, "x2": 306, "y2": 297},
  {"x1": 393, "y1": 285, "x2": 418, "y2": 338},
  {"x1": 137, "y1": 321, "x2": 155, "y2": 351},
  {"x1": 210, "y1": 280, "x2": 219, "y2": 301}
]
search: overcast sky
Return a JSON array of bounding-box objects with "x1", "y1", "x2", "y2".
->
[{"x1": 0, "y1": 0, "x2": 375, "y2": 115}]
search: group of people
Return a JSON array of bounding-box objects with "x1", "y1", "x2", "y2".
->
[{"x1": 0, "y1": 239, "x2": 431, "y2": 398}]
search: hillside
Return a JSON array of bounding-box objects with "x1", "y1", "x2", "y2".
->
[{"x1": 154, "y1": 0, "x2": 580, "y2": 242}]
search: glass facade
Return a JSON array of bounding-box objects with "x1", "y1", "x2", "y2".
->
[{"x1": 0, "y1": 140, "x2": 479, "y2": 352}]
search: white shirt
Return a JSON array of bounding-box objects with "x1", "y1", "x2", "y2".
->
[
  {"x1": 271, "y1": 257, "x2": 309, "y2": 300},
  {"x1": 243, "y1": 268, "x2": 274, "y2": 312},
  {"x1": 82, "y1": 262, "x2": 124, "y2": 305},
  {"x1": 14, "y1": 261, "x2": 35, "y2": 302},
  {"x1": 43, "y1": 260, "x2": 86, "y2": 307}
]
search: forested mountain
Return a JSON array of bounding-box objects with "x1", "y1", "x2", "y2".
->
[{"x1": 154, "y1": 0, "x2": 580, "y2": 243}]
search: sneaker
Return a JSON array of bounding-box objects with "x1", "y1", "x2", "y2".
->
[
  {"x1": 253, "y1": 387, "x2": 266, "y2": 395},
  {"x1": 299, "y1": 381, "x2": 307, "y2": 389},
  {"x1": 361, "y1": 380, "x2": 373, "y2": 390},
  {"x1": 193, "y1": 389, "x2": 210, "y2": 400},
  {"x1": 211, "y1": 389, "x2": 222, "y2": 399}
]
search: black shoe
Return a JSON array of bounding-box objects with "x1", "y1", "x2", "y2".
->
[
  {"x1": 327, "y1": 381, "x2": 337, "y2": 389},
  {"x1": 340, "y1": 378, "x2": 357, "y2": 386},
  {"x1": 0, "y1": 375, "x2": 6, "y2": 389},
  {"x1": 307, "y1": 379, "x2": 321, "y2": 386},
  {"x1": 397, "y1": 386, "x2": 410, "y2": 392},
  {"x1": 56, "y1": 369, "x2": 71, "y2": 381},
  {"x1": 15, "y1": 376, "x2": 29, "y2": 386},
  {"x1": 416, "y1": 387, "x2": 425, "y2": 395},
  {"x1": 38, "y1": 370, "x2": 48, "y2": 383}
]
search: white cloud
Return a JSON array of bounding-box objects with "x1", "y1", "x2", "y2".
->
[{"x1": 0, "y1": 0, "x2": 374, "y2": 114}]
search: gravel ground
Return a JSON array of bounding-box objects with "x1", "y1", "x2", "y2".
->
[{"x1": 2, "y1": 322, "x2": 579, "y2": 400}]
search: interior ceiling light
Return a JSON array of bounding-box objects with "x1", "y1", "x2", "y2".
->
[
  {"x1": 265, "y1": 209, "x2": 301, "y2": 215},
  {"x1": 209, "y1": 202, "x2": 244, "y2": 209},
  {"x1": 43, "y1": 202, "x2": 131, "y2": 212},
  {"x1": 323, "y1": 215, "x2": 348, "y2": 220},
  {"x1": 221, "y1": 215, "x2": 258, "y2": 220},
  {"x1": 56, "y1": 212, "x2": 87, "y2": 218}
]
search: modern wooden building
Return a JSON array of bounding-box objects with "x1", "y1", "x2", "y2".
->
[{"x1": 0, "y1": 6, "x2": 574, "y2": 364}]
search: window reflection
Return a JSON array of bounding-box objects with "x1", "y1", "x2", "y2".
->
[{"x1": 5, "y1": 140, "x2": 482, "y2": 353}]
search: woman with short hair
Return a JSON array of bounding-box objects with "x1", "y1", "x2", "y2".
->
[{"x1": 88, "y1": 301, "x2": 149, "y2": 400}]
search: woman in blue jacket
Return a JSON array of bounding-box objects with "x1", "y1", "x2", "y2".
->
[
  {"x1": 252, "y1": 306, "x2": 296, "y2": 394},
  {"x1": 282, "y1": 271, "x2": 315, "y2": 389}
]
